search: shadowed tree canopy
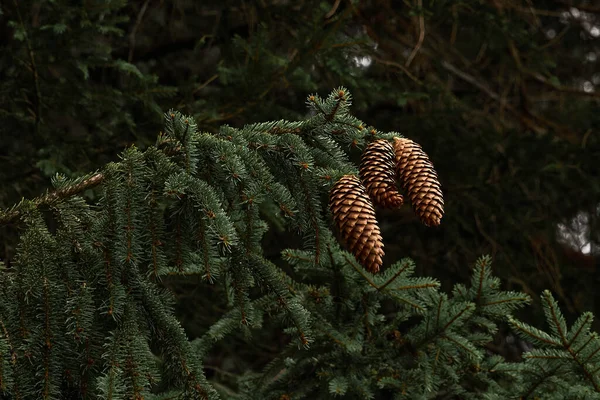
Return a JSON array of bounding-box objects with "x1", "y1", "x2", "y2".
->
[{"x1": 1, "y1": 0, "x2": 598, "y2": 329}]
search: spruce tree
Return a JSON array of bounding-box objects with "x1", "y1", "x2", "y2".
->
[
  {"x1": 1, "y1": 88, "x2": 599, "y2": 399},
  {"x1": 3, "y1": 0, "x2": 599, "y2": 335}
]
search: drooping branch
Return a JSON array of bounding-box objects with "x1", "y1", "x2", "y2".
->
[{"x1": 0, "y1": 173, "x2": 104, "y2": 225}]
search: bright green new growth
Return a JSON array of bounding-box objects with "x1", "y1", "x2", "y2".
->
[{"x1": 0, "y1": 88, "x2": 598, "y2": 399}]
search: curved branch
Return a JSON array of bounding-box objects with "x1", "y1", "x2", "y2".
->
[
  {"x1": 405, "y1": 0, "x2": 425, "y2": 67},
  {"x1": 0, "y1": 173, "x2": 104, "y2": 225}
]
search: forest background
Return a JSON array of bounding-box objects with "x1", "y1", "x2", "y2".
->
[{"x1": 0, "y1": 0, "x2": 599, "y2": 373}]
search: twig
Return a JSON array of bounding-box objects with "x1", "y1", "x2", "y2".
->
[
  {"x1": 405, "y1": 0, "x2": 425, "y2": 67},
  {"x1": 13, "y1": 0, "x2": 42, "y2": 135},
  {"x1": 582, "y1": 129, "x2": 592, "y2": 148},
  {"x1": 192, "y1": 74, "x2": 219, "y2": 95},
  {"x1": 527, "y1": 70, "x2": 600, "y2": 99},
  {"x1": 540, "y1": 25, "x2": 570, "y2": 50},
  {"x1": 440, "y1": 60, "x2": 501, "y2": 102},
  {"x1": 324, "y1": 0, "x2": 341, "y2": 19},
  {"x1": 440, "y1": 59, "x2": 580, "y2": 142},
  {"x1": 372, "y1": 56, "x2": 423, "y2": 85},
  {"x1": 513, "y1": 5, "x2": 561, "y2": 18},
  {"x1": 557, "y1": 1, "x2": 600, "y2": 13},
  {"x1": 128, "y1": 0, "x2": 151, "y2": 62},
  {"x1": 0, "y1": 173, "x2": 104, "y2": 225}
]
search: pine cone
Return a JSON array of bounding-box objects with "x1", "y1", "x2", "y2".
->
[
  {"x1": 359, "y1": 139, "x2": 404, "y2": 208},
  {"x1": 329, "y1": 175, "x2": 384, "y2": 273},
  {"x1": 393, "y1": 138, "x2": 444, "y2": 227}
]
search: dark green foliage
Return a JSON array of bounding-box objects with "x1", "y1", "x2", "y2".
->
[
  {"x1": 2, "y1": 0, "x2": 599, "y2": 332},
  {"x1": 0, "y1": 89, "x2": 599, "y2": 398}
]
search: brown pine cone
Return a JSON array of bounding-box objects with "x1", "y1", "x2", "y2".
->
[
  {"x1": 393, "y1": 138, "x2": 444, "y2": 227},
  {"x1": 359, "y1": 139, "x2": 404, "y2": 208},
  {"x1": 329, "y1": 175, "x2": 384, "y2": 273}
]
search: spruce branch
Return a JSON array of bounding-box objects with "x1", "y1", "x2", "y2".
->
[
  {"x1": 2, "y1": 88, "x2": 597, "y2": 398},
  {"x1": 377, "y1": 259, "x2": 413, "y2": 291},
  {"x1": 510, "y1": 291, "x2": 600, "y2": 394},
  {"x1": 0, "y1": 173, "x2": 104, "y2": 226}
]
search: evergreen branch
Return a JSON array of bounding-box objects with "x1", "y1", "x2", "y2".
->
[
  {"x1": 281, "y1": 250, "x2": 313, "y2": 264},
  {"x1": 307, "y1": 94, "x2": 327, "y2": 115},
  {"x1": 543, "y1": 291, "x2": 600, "y2": 391},
  {"x1": 574, "y1": 334, "x2": 595, "y2": 357},
  {"x1": 581, "y1": 340, "x2": 600, "y2": 365},
  {"x1": 396, "y1": 283, "x2": 440, "y2": 291},
  {"x1": 135, "y1": 274, "x2": 215, "y2": 399},
  {"x1": 343, "y1": 253, "x2": 378, "y2": 289},
  {"x1": 2, "y1": 85, "x2": 598, "y2": 398},
  {"x1": 544, "y1": 291, "x2": 568, "y2": 342},
  {"x1": 519, "y1": 365, "x2": 562, "y2": 399},
  {"x1": 42, "y1": 277, "x2": 53, "y2": 399},
  {"x1": 480, "y1": 296, "x2": 530, "y2": 307},
  {"x1": 248, "y1": 254, "x2": 311, "y2": 346},
  {"x1": 327, "y1": 89, "x2": 346, "y2": 121},
  {"x1": 568, "y1": 313, "x2": 593, "y2": 347},
  {"x1": 441, "y1": 333, "x2": 480, "y2": 359},
  {"x1": 377, "y1": 260, "x2": 412, "y2": 292},
  {"x1": 297, "y1": 174, "x2": 322, "y2": 265},
  {"x1": 474, "y1": 255, "x2": 491, "y2": 303},
  {"x1": 435, "y1": 295, "x2": 444, "y2": 330},
  {"x1": 98, "y1": 241, "x2": 117, "y2": 317},
  {"x1": 442, "y1": 303, "x2": 475, "y2": 332},
  {"x1": 388, "y1": 293, "x2": 426, "y2": 311},
  {"x1": 0, "y1": 173, "x2": 104, "y2": 226},
  {"x1": 508, "y1": 317, "x2": 562, "y2": 346},
  {"x1": 524, "y1": 354, "x2": 569, "y2": 361},
  {"x1": 0, "y1": 320, "x2": 18, "y2": 396}
]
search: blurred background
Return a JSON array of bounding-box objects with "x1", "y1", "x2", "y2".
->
[{"x1": 0, "y1": 0, "x2": 598, "y2": 348}]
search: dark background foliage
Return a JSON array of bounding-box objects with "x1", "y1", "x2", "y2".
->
[{"x1": 1, "y1": 0, "x2": 598, "y2": 367}]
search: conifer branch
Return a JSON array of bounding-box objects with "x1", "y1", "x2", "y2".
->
[
  {"x1": 568, "y1": 313, "x2": 593, "y2": 347},
  {"x1": 2, "y1": 90, "x2": 598, "y2": 398},
  {"x1": 327, "y1": 90, "x2": 346, "y2": 121},
  {"x1": 480, "y1": 296, "x2": 530, "y2": 307},
  {"x1": 544, "y1": 291, "x2": 600, "y2": 392},
  {"x1": 377, "y1": 260, "x2": 411, "y2": 292},
  {"x1": 509, "y1": 318, "x2": 562, "y2": 346},
  {"x1": 389, "y1": 293, "x2": 426, "y2": 311},
  {"x1": 343, "y1": 253, "x2": 378, "y2": 289},
  {"x1": 0, "y1": 173, "x2": 104, "y2": 226},
  {"x1": 575, "y1": 334, "x2": 595, "y2": 356}
]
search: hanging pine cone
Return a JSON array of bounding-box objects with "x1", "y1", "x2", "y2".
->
[
  {"x1": 359, "y1": 139, "x2": 404, "y2": 208},
  {"x1": 329, "y1": 175, "x2": 384, "y2": 273},
  {"x1": 393, "y1": 137, "x2": 444, "y2": 227}
]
